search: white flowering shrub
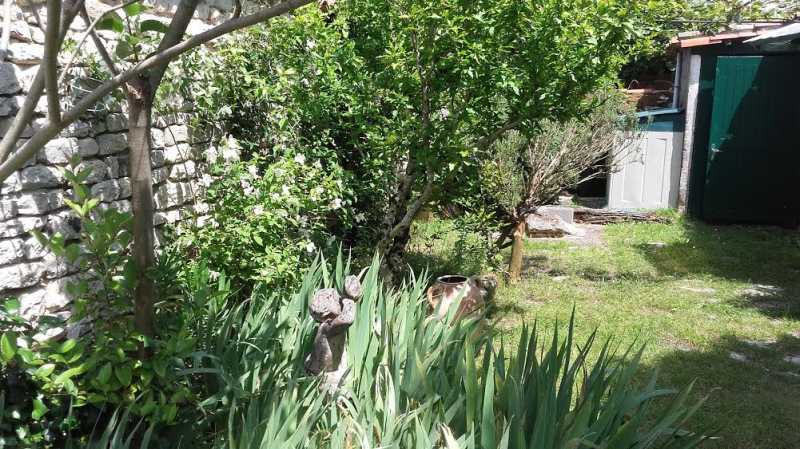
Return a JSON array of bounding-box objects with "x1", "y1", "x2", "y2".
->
[{"x1": 180, "y1": 152, "x2": 354, "y2": 291}]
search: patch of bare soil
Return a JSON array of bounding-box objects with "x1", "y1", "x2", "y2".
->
[{"x1": 528, "y1": 224, "x2": 605, "y2": 247}]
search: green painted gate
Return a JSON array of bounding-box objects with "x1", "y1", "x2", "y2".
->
[{"x1": 702, "y1": 55, "x2": 800, "y2": 224}]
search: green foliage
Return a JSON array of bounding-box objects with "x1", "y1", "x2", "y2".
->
[
  {"x1": 178, "y1": 153, "x2": 354, "y2": 291},
  {"x1": 0, "y1": 164, "x2": 198, "y2": 447},
  {"x1": 188, "y1": 0, "x2": 646, "y2": 274}
]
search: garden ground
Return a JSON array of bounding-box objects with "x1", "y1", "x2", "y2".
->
[{"x1": 410, "y1": 214, "x2": 800, "y2": 449}]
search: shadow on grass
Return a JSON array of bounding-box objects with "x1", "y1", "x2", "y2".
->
[
  {"x1": 641, "y1": 332, "x2": 800, "y2": 449},
  {"x1": 636, "y1": 220, "x2": 800, "y2": 320}
]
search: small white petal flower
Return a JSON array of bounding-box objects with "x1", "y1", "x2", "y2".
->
[
  {"x1": 201, "y1": 174, "x2": 213, "y2": 187},
  {"x1": 253, "y1": 205, "x2": 265, "y2": 216},
  {"x1": 282, "y1": 185, "x2": 291, "y2": 195},
  {"x1": 294, "y1": 153, "x2": 306, "y2": 165},
  {"x1": 305, "y1": 241, "x2": 316, "y2": 254},
  {"x1": 331, "y1": 198, "x2": 343, "y2": 210},
  {"x1": 248, "y1": 165, "x2": 259, "y2": 178}
]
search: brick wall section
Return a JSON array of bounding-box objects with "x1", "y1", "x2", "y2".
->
[{"x1": 0, "y1": 0, "x2": 233, "y2": 321}]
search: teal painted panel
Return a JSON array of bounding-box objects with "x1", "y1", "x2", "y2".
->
[{"x1": 702, "y1": 55, "x2": 800, "y2": 224}]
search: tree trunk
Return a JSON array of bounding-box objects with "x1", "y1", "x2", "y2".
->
[
  {"x1": 126, "y1": 79, "x2": 156, "y2": 341},
  {"x1": 508, "y1": 219, "x2": 526, "y2": 282}
]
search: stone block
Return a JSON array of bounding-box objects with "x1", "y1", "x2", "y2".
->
[
  {"x1": 537, "y1": 205, "x2": 575, "y2": 224},
  {"x1": 8, "y1": 42, "x2": 44, "y2": 65},
  {"x1": 15, "y1": 189, "x2": 63, "y2": 215},
  {"x1": 0, "y1": 239, "x2": 25, "y2": 265},
  {"x1": 97, "y1": 133, "x2": 128, "y2": 155},
  {"x1": 154, "y1": 209, "x2": 182, "y2": 225},
  {"x1": 164, "y1": 125, "x2": 189, "y2": 145},
  {"x1": 77, "y1": 159, "x2": 108, "y2": 183},
  {"x1": 151, "y1": 149, "x2": 165, "y2": 167},
  {"x1": 1, "y1": 172, "x2": 22, "y2": 193},
  {"x1": 155, "y1": 181, "x2": 195, "y2": 209},
  {"x1": 109, "y1": 199, "x2": 132, "y2": 213},
  {"x1": 46, "y1": 210, "x2": 81, "y2": 240},
  {"x1": 0, "y1": 62, "x2": 21, "y2": 94},
  {"x1": 0, "y1": 96, "x2": 19, "y2": 116},
  {"x1": 152, "y1": 167, "x2": 168, "y2": 184},
  {"x1": 163, "y1": 143, "x2": 193, "y2": 164},
  {"x1": 0, "y1": 262, "x2": 44, "y2": 289},
  {"x1": 117, "y1": 177, "x2": 131, "y2": 199},
  {"x1": 22, "y1": 235, "x2": 47, "y2": 260},
  {"x1": 151, "y1": 128, "x2": 166, "y2": 148},
  {"x1": 43, "y1": 251, "x2": 80, "y2": 279},
  {"x1": 39, "y1": 137, "x2": 79, "y2": 164},
  {"x1": 0, "y1": 216, "x2": 45, "y2": 238},
  {"x1": 20, "y1": 165, "x2": 63, "y2": 189},
  {"x1": 169, "y1": 160, "x2": 197, "y2": 180},
  {"x1": 62, "y1": 121, "x2": 92, "y2": 138},
  {"x1": 77, "y1": 138, "x2": 100, "y2": 157},
  {"x1": 90, "y1": 179, "x2": 121, "y2": 202},
  {"x1": 0, "y1": 200, "x2": 18, "y2": 220},
  {"x1": 105, "y1": 113, "x2": 128, "y2": 132}
]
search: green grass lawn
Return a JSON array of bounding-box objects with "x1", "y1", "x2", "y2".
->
[{"x1": 410, "y1": 216, "x2": 800, "y2": 449}]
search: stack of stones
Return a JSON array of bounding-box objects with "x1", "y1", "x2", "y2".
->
[{"x1": 0, "y1": 0, "x2": 235, "y2": 323}]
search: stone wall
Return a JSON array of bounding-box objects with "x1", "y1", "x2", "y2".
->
[{"x1": 0, "y1": 0, "x2": 233, "y2": 320}]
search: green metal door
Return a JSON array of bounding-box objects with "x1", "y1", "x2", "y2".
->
[{"x1": 703, "y1": 55, "x2": 800, "y2": 224}]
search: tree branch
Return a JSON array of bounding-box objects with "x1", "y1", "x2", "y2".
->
[
  {"x1": 44, "y1": 0, "x2": 62, "y2": 123},
  {"x1": 0, "y1": 0, "x2": 314, "y2": 182},
  {"x1": 59, "y1": 1, "x2": 139, "y2": 84},
  {"x1": 0, "y1": 0, "x2": 84, "y2": 164},
  {"x1": 147, "y1": 0, "x2": 200, "y2": 90}
]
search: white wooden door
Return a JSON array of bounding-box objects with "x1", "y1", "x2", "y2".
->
[{"x1": 608, "y1": 131, "x2": 683, "y2": 210}]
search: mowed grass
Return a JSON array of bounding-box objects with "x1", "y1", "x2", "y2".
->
[{"x1": 410, "y1": 216, "x2": 800, "y2": 449}]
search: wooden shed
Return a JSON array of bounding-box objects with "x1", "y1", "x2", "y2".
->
[{"x1": 609, "y1": 23, "x2": 800, "y2": 226}]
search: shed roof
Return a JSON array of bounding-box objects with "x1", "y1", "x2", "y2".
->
[
  {"x1": 670, "y1": 23, "x2": 787, "y2": 48},
  {"x1": 744, "y1": 22, "x2": 800, "y2": 44}
]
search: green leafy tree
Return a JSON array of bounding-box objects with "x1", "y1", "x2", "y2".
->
[{"x1": 194, "y1": 0, "x2": 646, "y2": 281}]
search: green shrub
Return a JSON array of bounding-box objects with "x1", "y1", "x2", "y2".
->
[{"x1": 177, "y1": 154, "x2": 354, "y2": 291}]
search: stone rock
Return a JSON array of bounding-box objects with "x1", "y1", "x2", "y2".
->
[
  {"x1": 105, "y1": 113, "x2": 128, "y2": 132},
  {"x1": 96, "y1": 133, "x2": 128, "y2": 155},
  {"x1": 43, "y1": 251, "x2": 80, "y2": 279},
  {"x1": 0, "y1": 262, "x2": 44, "y2": 289},
  {"x1": 0, "y1": 239, "x2": 25, "y2": 265},
  {"x1": 117, "y1": 177, "x2": 131, "y2": 199},
  {"x1": 46, "y1": 210, "x2": 81, "y2": 240},
  {"x1": 784, "y1": 355, "x2": 800, "y2": 366},
  {"x1": 152, "y1": 167, "x2": 168, "y2": 184},
  {"x1": 151, "y1": 128, "x2": 166, "y2": 147},
  {"x1": 77, "y1": 159, "x2": 108, "y2": 183},
  {"x1": 0, "y1": 216, "x2": 45, "y2": 238},
  {"x1": 526, "y1": 212, "x2": 585, "y2": 238},
  {"x1": 154, "y1": 181, "x2": 195, "y2": 209},
  {"x1": 39, "y1": 138, "x2": 79, "y2": 164},
  {"x1": 62, "y1": 121, "x2": 92, "y2": 138},
  {"x1": 15, "y1": 190, "x2": 63, "y2": 215},
  {"x1": 90, "y1": 179, "x2": 121, "y2": 202},
  {"x1": 0, "y1": 199, "x2": 18, "y2": 220},
  {"x1": 1, "y1": 172, "x2": 22, "y2": 193},
  {"x1": 741, "y1": 284, "x2": 783, "y2": 298},
  {"x1": 77, "y1": 138, "x2": 100, "y2": 157},
  {"x1": 729, "y1": 352, "x2": 748, "y2": 363},
  {"x1": 0, "y1": 62, "x2": 21, "y2": 94},
  {"x1": 164, "y1": 125, "x2": 190, "y2": 145},
  {"x1": 537, "y1": 205, "x2": 575, "y2": 224},
  {"x1": 0, "y1": 21, "x2": 33, "y2": 43},
  {"x1": 154, "y1": 209, "x2": 182, "y2": 225},
  {"x1": 169, "y1": 160, "x2": 197, "y2": 180},
  {"x1": 110, "y1": 199, "x2": 132, "y2": 213},
  {"x1": 0, "y1": 96, "x2": 19, "y2": 116},
  {"x1": 163, "y1": 143, "x2": 193, "y2": 164},
  {"x1": 7, "y1": 42, "x2": 44, "y2": 65},
  {"x1": 22, "y1": 235, "x2": 47, "y2": 260},
  {"x1": 20, "y1": 165, "x2": 63, "y2": 189},
  {"x1": 151, "y1": 149, "x2": 166, "y2": 167}
]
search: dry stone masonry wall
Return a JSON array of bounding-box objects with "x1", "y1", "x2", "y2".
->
[{"x1": 0, "y1": 0, "x2": 234, "y2": 320}]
